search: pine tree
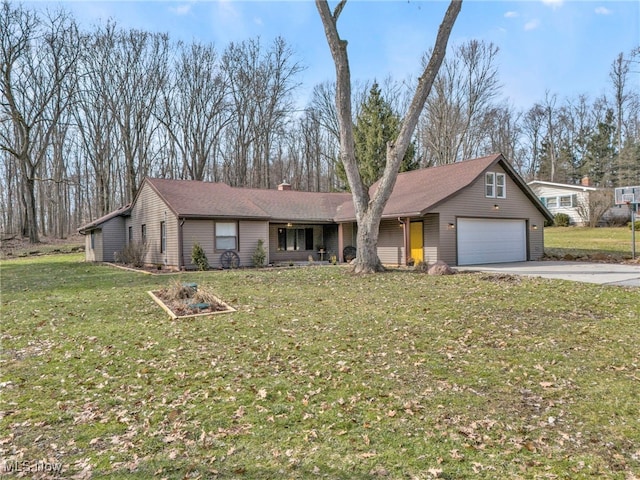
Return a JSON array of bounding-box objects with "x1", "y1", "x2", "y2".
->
[
  {"x1": 584, "y1": 109, "x2": 617, "y2": 187},
  {"x1": 338, "y1": 82, "x2": 417, "y2": 189}
]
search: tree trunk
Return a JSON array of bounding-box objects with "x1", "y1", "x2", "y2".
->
[
  {"x1": 353, "y1": 210, "x2": 383, "y2": 273},
  {"x1": 23, "y1": 175, "x2": 40, "y2": 243},
  {"x1": 316, "y1": 0, "x2": 461, "y2": 273}
]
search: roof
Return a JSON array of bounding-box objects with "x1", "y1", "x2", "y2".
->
[
  {"x1": 146, "y1": 178, "x2": 351, "y2": 222},
  {"x1": 528, "y1": 180, "x2": 597, "y2": 192},
  {"x1": 237, "y1": 187, "x2": 352, "y2": 222},
  {"x1": 78, "y1": 204, "x2": 131, "y2": 234},
  {"x1": 79, "y1": 154, "x2": 552, "y2": 232},
  {"x1": 335, "y1": 153, "x2": 549, "y2": 221}
]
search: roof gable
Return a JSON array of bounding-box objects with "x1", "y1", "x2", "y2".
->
[{"x1": 335, "y1": 154, "x2": 552, "y2": 222}]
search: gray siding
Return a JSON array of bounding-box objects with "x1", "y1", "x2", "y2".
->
[
  {"x1": 129, "y1": 183, "x2": 179, "y2": 267},
  {"x1": 424, "y1": 214, "x2": 439, "y2": 264},
  {"x1": 378, "y1": 219, "x2": 405, "y2": 265},
  {"x1": 85, "y1": 230, "x2": 101, "y2": 261},
  {"x1": 434, "y1": 164, "x2": 546, "y2": 265},
  {"x1": 101, "y1": 217, "x2": 126, "y2": 262},
  {"x1": 84, "y1": 217, "x2": 125, "y2": 262},
  {"x1": 182, "y1": 220, "x2": 215, "y2": 269},
  {"x1": 239, "y1": 221, "x2": 269, "y2": 267},
  {"x1": 182, "y1": 219, "x2": 269, "y2": 269}
]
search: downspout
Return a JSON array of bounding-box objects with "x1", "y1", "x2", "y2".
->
[{"x1": 178, "y1": 218, "x2": 185, "y2": 270}]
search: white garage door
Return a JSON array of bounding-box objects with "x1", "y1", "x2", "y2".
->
[{"x1": 457, "y1": 218, "x2": 526, "y2": 265}]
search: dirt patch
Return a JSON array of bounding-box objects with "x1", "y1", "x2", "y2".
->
[
  {"x1": 479, "y1": 273, "x2": 522, "y2": 284},
  {"x1": 1, "y1": 234, "x2": 84, "y2": 259}
]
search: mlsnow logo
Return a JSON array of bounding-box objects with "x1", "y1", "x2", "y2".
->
[{"x1": 2, "y1": 461, "x2": 63, "y2": 476}]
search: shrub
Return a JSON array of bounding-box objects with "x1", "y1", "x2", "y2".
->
[
  {"x1": 191, "y1": 242, "x2": 209, "y2": 271},
  {"x1": 252, "y1": 239, "x2": 267, "y2": 267},
  {"x1": 414, "y1": 260, "x2": 429, "y2": 273},
  {"x1": 628, "y1": 220, "x2": 640, "y2": 230},
  {"x1": 118, "y1": 241, "x2": 148, "y2": 267},
  {"x1": 554, "y1": 213, "x2": 571, "y2": 227}
]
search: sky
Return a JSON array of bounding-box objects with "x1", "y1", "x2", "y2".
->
[{"x1": 28, "y1": 0, "x2": 640, "y2": 111}]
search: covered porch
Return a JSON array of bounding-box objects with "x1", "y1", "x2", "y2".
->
[{"x1": 268, "y1": 223, "x2": 339, "y2": 264}]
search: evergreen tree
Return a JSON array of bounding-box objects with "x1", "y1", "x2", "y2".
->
[
  {"x1": 584, "y1": 109, "x2": 617, "y2": 187},
  {"x1": 338, "y1": 82, "x2": 417, "y2": 189}
]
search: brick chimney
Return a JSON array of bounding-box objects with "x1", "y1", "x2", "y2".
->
[
  {"x1": 277, "y1": 182, "x2": 291, "y2": 191},
  {"x1": 581, "y1": 176, "x2": 591, "y2": 187}
]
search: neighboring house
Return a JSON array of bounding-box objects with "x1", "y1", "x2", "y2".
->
[
  {"x1": 79, "y1": 154, "x2": 553, "y2": 268},
  {"x1": 528, "y1": 179, "x2": 628, "y2": 226}
]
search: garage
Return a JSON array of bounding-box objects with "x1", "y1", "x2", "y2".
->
[{"x1": 457, "y1": 218, "x2": 527, "y2": 265}]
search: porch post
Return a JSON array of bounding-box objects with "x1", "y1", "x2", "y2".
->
[
  {"x1": 338, "y1": 223, "x2": 344, "y2": 263},
  {"x1": 404, "y1": 217, "x2": 411, "y2": 265}
]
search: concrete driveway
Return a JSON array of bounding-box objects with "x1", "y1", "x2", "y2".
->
[{"x1": 456, "y1": 261, "x2": 640, "y2": 287}]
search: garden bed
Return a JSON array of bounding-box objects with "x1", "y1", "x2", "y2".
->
[{"x1": 148, "y1": 282, "x2": 235, "y2": 319}]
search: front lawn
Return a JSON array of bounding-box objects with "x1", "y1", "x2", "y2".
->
[
  {"x1": 544, "y1": 226, "x2": 638, "y2": 260},
  {"x1": 1, "y1": 255, "x2": 639, "y2": 478}
]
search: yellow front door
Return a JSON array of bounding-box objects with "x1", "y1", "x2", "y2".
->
[{"x1": 410, "y1": 222, "x2": 424, "y2": 263}]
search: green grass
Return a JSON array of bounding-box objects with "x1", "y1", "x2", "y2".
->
[
  {"x1": 1, "y1": 254, "x2": 639, "y2": 479},
  {"x1": 544, "y1": 226, "x2": 639, "y2": 259}
]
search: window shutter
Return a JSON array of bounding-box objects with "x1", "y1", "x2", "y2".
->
[{"x1": 571, "y1": 194, "x2": 578, "y2": 207}]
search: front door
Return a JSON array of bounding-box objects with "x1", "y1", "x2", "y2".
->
[{"x1": 410, "y1": 221, "x2": 424, "y2": 263}]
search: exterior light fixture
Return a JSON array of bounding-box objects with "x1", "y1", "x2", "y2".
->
[
  {"x1": 448, "y1": 223, "x2": 455, "y2": 230},
  {"x1": 287, "y1": 222, "x2": 293, "y2": 227},
  {"x1": 493, "y1": 204, "x2": 500, "y2": 210},
  {"x1": 532, "y1": 224, "x2": 538, "y2": 230}
]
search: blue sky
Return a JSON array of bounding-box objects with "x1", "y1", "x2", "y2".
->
[{"x1": 32, "y1": 0, "x2": 639, "y2": 111}]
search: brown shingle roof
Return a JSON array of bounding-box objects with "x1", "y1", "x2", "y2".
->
[
  {"x1": 146, "y1": 178, "x2": 351, "y2": 222},
  {"x1": 147, "y1": 178, "x2": 269, "y2": 218},
  {"x1": 78, "y1": 204, "x2": 131, "y2": 234},
  {"x1": 238, "y1": 187, "x2": 352, "y2": 222},
  {"x1": 101, "y1": 154, "x2": 549, "y2": 226},
  {"x1": 334, "y1": 154, "x2": 504, "y2": 221}
]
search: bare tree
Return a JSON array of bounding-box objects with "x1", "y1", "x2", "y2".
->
[
  {"x1": 418, "y1": 39, "x2": 500, "y2": 166},
  {"x1": 102, "y1": 26, "x2": 169, "y2": 202},
  {"x1": 0, "y1": 1, "x2": 80, "y2": 243},
  {"x1": 316, "y1": 0, "x2": 462, "y2": 273},
  {"x1": 576, "y1": 189, "x2": 614, "y2": 227},
  {"x1": 159, "y1": 41, "x2": 231, "y2": 181},
  {"x1": 221, "y1": 37, "x2": 303, "y2": 188},
  {"x1": 73, "y1": 25, "x2": 122, "y2": 217},
  {"x1": 482, "y1": 104, "x2": 524, "y2": 174}
]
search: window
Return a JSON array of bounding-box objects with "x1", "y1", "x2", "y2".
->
[
  {"x1": 546, "y1": 197, "x2": 558, "y2": 208},
  {"x1": 277, "y1": 227, "x2": 314, "y2": 251},
  {"x1": 128, "y1": 226, "x2": 133, "y2": 243},
  {"x1": 486, "y1": 172, "x2": 506, "y2": 198},
  {"x1": 560, "y1": 195, "x2": 576, "y2": 207},
  {"x1": 141, "y1": 224, "x2": 147, "y2": 242},
  {"x1": 160, "y1": 221, "x2": 166, "y2": 253},
  {"x1": 215, "y1": 222, "x2": 237, "y2": 250},
  {"x1": 485, "y1": 172, "x2": 495, "y2": 197},
  {"x1": 496, "y1": 173, "x2": 506, "y2": 198}
]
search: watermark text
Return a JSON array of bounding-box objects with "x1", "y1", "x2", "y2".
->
[{"x1": 2, "y1": 461, "x2": 63, "y2": 476}]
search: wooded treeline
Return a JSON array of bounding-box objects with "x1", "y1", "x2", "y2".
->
[{"x1": 1, "y1": 1, "x2": 639, "y2": 242}]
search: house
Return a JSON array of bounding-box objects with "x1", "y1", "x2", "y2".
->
[
  {"x1": 528, "y1": 178, "x2": 628, "y2": 226},
  {"x1": 79, "y1": 154, "x2": 553, "y2": 268}
]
